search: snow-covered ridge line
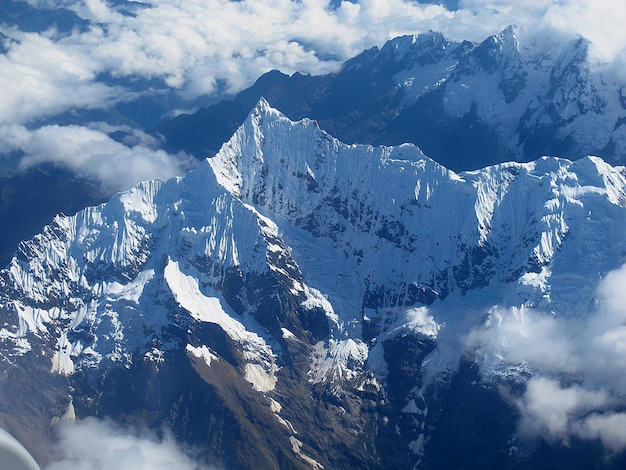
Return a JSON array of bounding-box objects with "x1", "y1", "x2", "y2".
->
[
  {"x1": 0, "y1": 133, "x2": 303, "y2": 379},
  {"x1": 1, "y1": 99, "x2": 626, "y2": 390}
]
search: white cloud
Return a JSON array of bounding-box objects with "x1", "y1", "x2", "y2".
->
[
  {"x1": 574, "y1": 413, "x2": 626, "y2": 453},
  {"x1": 540, "y1": 0, "x2": 626, "y2": 63},
  {"x1": 0, "y1": 29, "x2": 122, "y2": 124},
  {"x1": 454, "y1": 1, "x2": 626, "y2": 82},
  {"x1": 513, "y1": 377, "x2": 626, "y2": 452},
  {"x1": 46, "y1": 418, "x2": 204, "y2": 470},
  {"x1": 0, "y1": 123, "x2": 194, "y2": 192},
  {"x1": 514, "y1": 377, "x2": 626, "y2": 452},
  {"x1": 466, "y1": 263, "x2": 626, "y2": 452},
  {"x1": 516, "y1": 377, "x2": 611, "y2": 441},
  {"x1": 465, "y1": 306, "x2": 580, "y2": 376}
]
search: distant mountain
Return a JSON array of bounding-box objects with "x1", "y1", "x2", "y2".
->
[
  {"x1": 158, "y1": 26, "x2": 626, "y2": 171},
  {"x1": 2, "y1": 100, "x2": 625, "y2": 468}
]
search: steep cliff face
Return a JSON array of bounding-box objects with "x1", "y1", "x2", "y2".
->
[{"x1": 2, "y1": 100, "x2": 626, "y2": 468}]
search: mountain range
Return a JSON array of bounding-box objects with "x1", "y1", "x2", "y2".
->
[
  {"x1": 3, "y1": 25, "x2": 626, "y2": 270},
  {"x1": 1, "y1": 98, "x2": 626, "y2": 468},
  {"x1": 158, "y1": 26, "x2": 626, "y2": 172}
]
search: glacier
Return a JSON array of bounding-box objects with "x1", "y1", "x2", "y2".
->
[{"x1": 1, "y1": 98, "x2": 626, "y2": 468}]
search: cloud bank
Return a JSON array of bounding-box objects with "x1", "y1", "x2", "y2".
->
[
  {"x1": 516, "y1": 377, "x2": 626, "y2": 452},
  {"x1": 46, "y1": 418, "x2": 204, "y2": 470},
  {"x1": 2, "y1": 0, "x2": 625, "y2": 126},
  {"x1": 467, "y1": 263, "x2": 626, "y2": 452}
]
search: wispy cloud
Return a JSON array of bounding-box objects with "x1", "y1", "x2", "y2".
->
[
  {"x1": 456, "y1": 0, "x2": 626, "y2": 55},
  {"x1": 46, "y1": 418, "x2": 205, "y2": 470},
  {"x1": 466, "y1": 263, "x2": 626, "y2": 451},
  {"x1": 0, "y1": 123, "x2": 194, "y2": 192},
  {"x1": 515, "y1": 377, "x2": 626, "y2": 452},
  {"x1": 539, "y1": 0, "x2": 626, "y2": 63}
]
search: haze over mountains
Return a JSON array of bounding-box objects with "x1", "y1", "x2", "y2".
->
[{"x1": 1, "y1": 1, "x2": 626, "y2": 469}]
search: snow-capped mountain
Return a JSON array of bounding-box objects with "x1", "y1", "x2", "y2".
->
[
  {"x1": 160, "y1": 26, "x2": 626, "y2": 172},
  {"x1": 2, "y1": 100, "x2": 626, "y2": 468}
]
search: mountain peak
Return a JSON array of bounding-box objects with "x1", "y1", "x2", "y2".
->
[
  {"x1": 381, "y1": 30, "x2": 454, "y2": 66},
  {"x1": 382, "y1": 31, "x2": 446, "y2": 54},
  {"x1": 251, "y1": 95, "x2": 273, "y2": 115},
  {"x1": 471, "y1": 25, "x2": 522, "y2": 71},
  {"x1": 498, "y1": 24, "x2": 519, "y2": 46}
]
